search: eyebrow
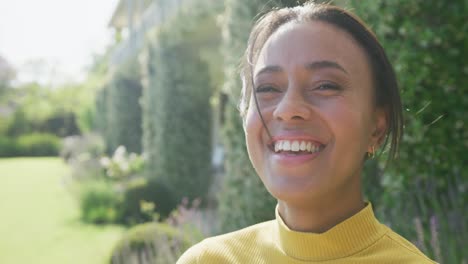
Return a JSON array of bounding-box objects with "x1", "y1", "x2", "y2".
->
[
  {"x1": 306, "y1": 60, "x2": 348, "y2": 74},
  {"x1": 254, "y1": 60, "x2": 348, "y2": 77}
]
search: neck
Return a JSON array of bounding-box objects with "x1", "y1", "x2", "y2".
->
[{"x1": 277, "y1": 182, "x2": 365, "y2": 233}]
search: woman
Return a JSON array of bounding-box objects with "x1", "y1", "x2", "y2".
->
[{"x1": 179, "y1": 2, "x2": 436, "y2": 263}]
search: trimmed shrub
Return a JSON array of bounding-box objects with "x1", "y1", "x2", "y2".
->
[
  {"x1": 110, "y1": 222, "x2": 191, "y2": 264},
  {"x1": 39, "y1": 111, "x2": 80, "y2": 137},
  {"x1": 0, "y1": 136, "x2": 19, "y2": 157},
  {"x1": 7, "y1": 109, "x2": 80, "y2": 138},
  {"x1": 6, "y1": 109, "x2": 33, "y2": 136},
  {"x1": 106, "y1": 66, "x2": 143, "y2": 154},
  {"x1": 117, "y1": 178, "x2": 177, "y2": 225},
  {"x1": 94, "y1": 85, "x2": 110, "y2": 146},
  {"x1": 140, "y1": 7, "x2": 214, "y2": 203},
  {"x1": 15, "y1": 133, "x2": 61, "y2": 156},
  {"x1": 0, "y1": 133, "x2": 61, "y2": 157},
  {"x1": 0, "y1": 116, "x2": 12, "y2": 136},
  {"x1": 79, "y1": 180, "x2": 120, "y2": 224}
]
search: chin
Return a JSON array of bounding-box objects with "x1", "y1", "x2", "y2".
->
[{"x1": 262, "y1": 172, "x2": 330, "y2": 205}]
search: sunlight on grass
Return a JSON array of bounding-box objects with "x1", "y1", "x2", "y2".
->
[{"x1": 0, "y1": 157, "x2": 125, "y2": 264}]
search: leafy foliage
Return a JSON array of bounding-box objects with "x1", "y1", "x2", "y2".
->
[
  {"x1": 140, "y1": 5, "x2": 216, "y2": 203},
  {"x1": 106, "y1": 65, "x2": 143, "y2": 153},
  {"x1": 117, "y1": 178, "x2": 177, "y2": 225},
  {"x1": 0, "y1": 133, "x2": 61, "y2": 157},
  {"x1": 2, "y1": 83, "x2": 81, "y2": 138},
  {"x1": 63, "y1": 137, "x2": 175, "y2": 226},
  {"x1": 94, "y1": 85, "x2": 110, "y2": 145},
  {"x1": 353, "y1": 0, "x2": 466, "y2": 188},
  {"x1": 79, "y1": 180, "x2": 120, "y2": 224},
  {"x1": 351, "y1": 1, "x2": 467, "y2": 262}
]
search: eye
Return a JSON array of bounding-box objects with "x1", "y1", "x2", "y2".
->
[
  {"x1": 255, "y1": 85, "x2": 281, "y2": 93},
  {"x1": 316, "y1": 82, "x2": 342, "y2": 91}
]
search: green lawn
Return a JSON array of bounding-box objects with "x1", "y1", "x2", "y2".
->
[{"x1": 0, "y1": 157, "x2": 125, "y2": 264}]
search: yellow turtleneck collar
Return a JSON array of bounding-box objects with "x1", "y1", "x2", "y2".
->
[{"x1": 274, "y1": 203, "x2": 388, "y2": 261}]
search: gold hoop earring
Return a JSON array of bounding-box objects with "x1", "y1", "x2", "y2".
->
[{"x1": 368, "y1": 146, "x2": 375, "y2": 159}]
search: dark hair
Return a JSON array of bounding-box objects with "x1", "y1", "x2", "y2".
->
[{"x1": 239, "y1": 2, "x2": 403, "y2": 163}]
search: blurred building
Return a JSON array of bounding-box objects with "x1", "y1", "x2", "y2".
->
[
  {"x1": 107, "y1": 0, "x2": 224, "y2": 186},
  {"x1": 0, "y1": 55, "x2": 16, "y2": 84},
  {"x1": 108, "y1": 0, "x2": 186, "y2": 66}
]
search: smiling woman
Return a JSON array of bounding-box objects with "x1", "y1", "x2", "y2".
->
[{"x1": 178, "y1": 2, "x2": 436, "y2": 263}]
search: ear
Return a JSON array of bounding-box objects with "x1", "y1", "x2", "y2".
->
[{"x1": 369, "y1": 107, "x2": 388, "y2": 152}]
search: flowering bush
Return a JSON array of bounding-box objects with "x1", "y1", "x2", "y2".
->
[
  {"x1": 61, "y1": 133, "x2": 106, "y2": 183},
  {"x1": 61, "y1": 133, "x2": 105, "y2": 162},
  {"x1": 110, "y1": 222, "x2": 192, "y2": 264},
  {"x1": 110, "y1": 198, "x2": 209, "y2": 264},
  {"x1": 100, "y1": 145, "x2": 145, "y2": 180}
]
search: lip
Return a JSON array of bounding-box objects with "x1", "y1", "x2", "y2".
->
[
  {"x1": 267, "y1": 133, "x2": 326, "y2": 166},
  {"x1": 271, "y1": 150, "x2": 322, "y2": 166}
]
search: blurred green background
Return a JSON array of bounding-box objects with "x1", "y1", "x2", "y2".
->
[{"x1": 0, "y1": 0, "x2": 466, "y2": 263}]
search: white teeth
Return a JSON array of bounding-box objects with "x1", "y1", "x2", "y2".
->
[
  {"x1": 299, "y1": 141, "x2": 306, "y2": 151},
  {"x1": 282, "y1": 141, "x2": 291, "y2": 151},
  {"x1": 306, "y1": 142, "x2": 312, "y2": 151},
  {"x1": 275, "y1": 141, "x2": 283, "y2": 152},
  {"x1": 291, "y1": 141, "x2": 300, "y2": 151},
  {"x1": 273, "y1": 140, "x2": 322, "y2": 153}
]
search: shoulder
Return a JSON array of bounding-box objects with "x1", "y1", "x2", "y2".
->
[
  {"x1": 370, "y1": 225, "x2": 437, "y2": 263},
  {"x1": 177, "y1": 220, "x2": 274, "y2": 264}
]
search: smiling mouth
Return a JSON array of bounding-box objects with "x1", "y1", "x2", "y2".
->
[{"x1": 269, "y1": 139, "x2": 325, "y2": 155}]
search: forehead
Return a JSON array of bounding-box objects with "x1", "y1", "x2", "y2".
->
[{"x1": 254, "y1": 21, "x2": 370, "y2": 77}]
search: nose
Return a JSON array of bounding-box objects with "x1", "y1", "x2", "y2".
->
[{"x1": 272, "y1": 87, "x2": 311, "y2": 121}]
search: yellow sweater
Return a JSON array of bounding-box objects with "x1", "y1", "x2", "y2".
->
[{"x1": 178, "y1": 203, "x2": 436, "y2": 263}]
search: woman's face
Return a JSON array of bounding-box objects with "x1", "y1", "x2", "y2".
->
[{"x1": 245, "y1": 21, "x2": 386, "y2": 205}]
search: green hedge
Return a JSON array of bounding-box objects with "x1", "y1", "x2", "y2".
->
[
  {"x1": 351, "y1": 1, "x2": 466, "y2": 262},
  {"x1": 0, "y1": 133, "x2": 61, "y2": 157},
  {"x1": 93, "y1": 64, "x2": 142, "y2": 155},
  {"x1": 94, "y1": 85, "x2": 110, "y2": 145},
  {"x1": 0, "y1": 136, "x2": 17, "y2": 157},
  {"x1": 79, "y1": 180, "x2": 120, "y2": 224},
  {"x1": 140, "y1": 5, "x2": 215, "y2": 203},
  {"x1": 106, "y1": 65, "x2": 143, "y2": 154},
  {"x1": 352, "y1": 2, "x2": 466, "y2": 182},
  {"x1": 5, "y1": 109, "x2": 80, "y2": 138},
  {"x1": 117, "y1": 178, "x2": 177, "y2": 225}
]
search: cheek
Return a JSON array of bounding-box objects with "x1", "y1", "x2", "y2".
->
[
  {"x1": 326, "y1": 99, "x2": 372, "y2": 152},
  {"x1": 245, "y1": 95, "x2": 268, "y2": 142},
  {"x1": 245, "y1": 107, "x2": 263, "y2": 163}
]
